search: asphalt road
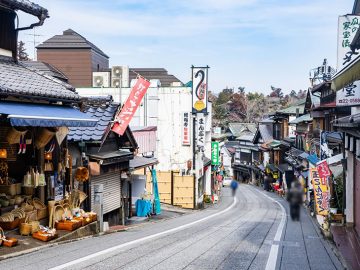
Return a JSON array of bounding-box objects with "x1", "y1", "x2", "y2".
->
[{"x1": 0, "y1": 184, "x2": 344, "y2": 270}]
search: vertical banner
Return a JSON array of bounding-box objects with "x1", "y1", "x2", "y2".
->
[
  {"x1": 336, "y1": 15, "x2": 360, "y2": 106},
  {"x1": 316, "y1": 160, "x2": 332, "y2": 178},
  {"x1": 182, "y1": 112, "x2": 191, "y2": 146},
  {"x1": 112, "y1": 77, "x2": 150, "y2": 135},
  {"x1": 192, "y1": 66, "x2": 209, "y2": 113},
  {"x1": 196, "y1": 113, "x2": 205, "y2": 149},
  {"x1": 310, "y1": 168, "x2": 329, "y2": 216},
  {"x1": 211, "y1": 142, "x2": 219, "y2": 165}
]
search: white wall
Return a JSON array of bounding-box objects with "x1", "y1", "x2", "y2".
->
[
  {"x1": 77, "y1": 86, "x2": 213, "y2": 203},
  {"x1": 221, "y1": 148, "x2": 233, "y2": 177},
  {"x1": 345, "y1": 150, "x2": 354, "y2": 223}
]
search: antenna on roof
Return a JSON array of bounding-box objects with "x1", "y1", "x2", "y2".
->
[{"x1": 25, "y1": 28, "x2": 44, "y2": 60}]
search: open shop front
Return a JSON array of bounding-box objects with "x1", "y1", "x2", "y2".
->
[{"x1": 0, "y1": 101, "x2": 98, "y2": 248}]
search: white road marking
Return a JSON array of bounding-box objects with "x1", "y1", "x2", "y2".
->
[
  {"x1": 49, "y1": 197, "x2": 238, "y2": 270},
  {"x1": 256, "y1": 190, "x2": 286, "y2": 270}
]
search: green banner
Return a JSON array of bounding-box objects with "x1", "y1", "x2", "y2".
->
[{"x1": 211, "y1": 142, "x2": 220, "y2": 165}]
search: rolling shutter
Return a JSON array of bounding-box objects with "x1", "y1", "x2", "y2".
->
[{"x1": 91, "y1": 172, "x2": 121, "y2": 214}]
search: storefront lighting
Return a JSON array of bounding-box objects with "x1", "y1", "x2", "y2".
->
[
  {"x1": 44, "y1": 152, "x2": 52, "y2": 160},
  {"x1": 0, "y1": 149, "x2": 7, "y2": 159}
]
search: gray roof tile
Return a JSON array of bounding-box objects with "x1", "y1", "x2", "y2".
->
[
  {"x1": 68, "y1": 97, "x2": 118, "y2": 141},
  {"x1": 0, "y1": 56, "x2": 80, "y2": 102}
]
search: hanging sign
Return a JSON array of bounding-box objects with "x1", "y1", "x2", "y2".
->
[
  {"x1": 211, "y1": 142, "x2": 220, "y2": 165},
  {"x1": 192, "y1": 66, "x2": 209, "y2": 113},
  {"x1": 310, "y1": 168, "x2": 329, "y2": 216},
  {"x1": 182, "y1": 112, "x2": 191, "y2": 146},
  {"x1": 196, "y1": 113, "x2": 205, "y2": 149},
  {"x1": 112, "y1": 77, "x2": 150, "y2": 136},
  {"x1": 316, "y1": 160, "x2": 332, "y2": 178},
  {"x1": 336, "y1": 15, "x2": 360, "y2": 106}
]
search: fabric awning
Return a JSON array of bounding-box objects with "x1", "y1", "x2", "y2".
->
[
  {"x1": 332, "y1": 53, "x2": 360, "y2": 91},
  {"x1": 0, "y1": 101, "x2": 97, "y2": 127}
]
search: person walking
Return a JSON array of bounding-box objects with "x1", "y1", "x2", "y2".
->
[
  {"x1": 230, "y1": 179, "x2": 238, "y2": 197},
  {"x1": 287, "y1": 180, "x2": 303, "y2": 221}
]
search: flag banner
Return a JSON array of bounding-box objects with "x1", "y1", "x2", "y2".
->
[
  {"x1": 316, "y1": 160, "x2": 332, "y2": 178},
  {"x1": 112, "y1": 77, "x2": 150, "y2": 136},
  {"x1": 310, "y1": 168, "x2": 329, "y2": 216},
  {"x1": 211, "y1": 142, "x2": 220, "y2": 165}
]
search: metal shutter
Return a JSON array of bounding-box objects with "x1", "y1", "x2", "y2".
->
[{"x1": 91, "y1": 172, "x2": 121, "y2": 214}]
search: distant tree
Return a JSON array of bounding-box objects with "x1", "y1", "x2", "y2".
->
[
  {"x1": 216, "y1": 87, "x2": 233, "y2": 105},
  {"x1": 238, "y1": 86, "x2": 245, "y2": 94},
  {"x1": 269, "y1": 86, "x2": 284, "y2": 98},
  {"x1": 208, "y1": 91, "x2": 217, "y2": 103},
  {"x1": 297, "y1": 89, "x2": 306, "y2": 99},
  {"x1": 290, "y1": 90, "x2": 297, "y2": 97},
  {"x1": 17, "y1": 41, "x2": 29, "y2": 61}
]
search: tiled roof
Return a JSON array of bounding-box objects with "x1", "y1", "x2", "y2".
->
[
  {"x1": 129, "y1": 68, "x2": 183, "y2": 87},
  {"x1": 37, "y1": 29, "x2": 109, "y2": 58},
  {"x1": 0, "y1": 0, "x2": 48, "y2": 18},
  {"x1": 68, "y1": 96, "x2": 118, "y2": 141},
  {"x1": 228, "y1": 123, "x2": 257, "y2": 137},
  {"x1": 259, "y1": 124, "x2": 273, "y2": 142},
  {"x1": 289, "y1": 114, "x2": 313, "y2": 125},
  {"x1": 21, "y1": 61, "x2": 68, "y2": 81},
  {"x1": 277, "y1": 99, "x2": 306, "y2": 115},
  {"x1": 0, "y1": 56, "x2": 80, "y2": 102}
]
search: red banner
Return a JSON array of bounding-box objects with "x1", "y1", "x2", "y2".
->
[
  {"x1": 112, "y1": 77, "x2": 150, "y2": 135},
  {"x1": 316, "y1": 160, "x2": 332, "y2": 178}
]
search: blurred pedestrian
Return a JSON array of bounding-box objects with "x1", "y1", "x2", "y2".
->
[
  {"x1": 264, "y1": 173, "x2": 271, "y2": 191},
  {"x1": 230, "y1": 179, "x2": 238, "y2": 196},
  {"x1": 287, "y1": 180, "x2": 303, "y2": 221}
]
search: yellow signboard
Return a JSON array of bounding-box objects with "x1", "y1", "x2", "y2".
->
[{"x1": 310, "y1": 168, "x2": 329, "y2": 216}]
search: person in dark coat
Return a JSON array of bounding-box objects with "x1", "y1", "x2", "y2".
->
[
  {"x1": 264, "y1": 173, "x2": 271, "y2": 191},
  {"x1": 287, "y1": 180, "x2": 303, "y2": 221}
]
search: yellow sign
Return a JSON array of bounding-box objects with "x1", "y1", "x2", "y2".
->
[{"x1": 310, "y1": 168, "x2": 329, "y2": 216}]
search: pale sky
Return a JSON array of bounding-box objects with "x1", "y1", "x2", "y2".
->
[{"x1": 18, "y1": 0, "x2": 354, "y2": 94}]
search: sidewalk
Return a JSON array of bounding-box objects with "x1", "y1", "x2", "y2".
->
[
  {"x1": 331, "y1": 225, "x2": 360, "y2": 270},
  {"x1": 255, "y1": 186, "x2": 346, "y2": 270}
]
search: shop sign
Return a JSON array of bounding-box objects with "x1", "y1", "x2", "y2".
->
[
  {"x1": 182, "y1": 112, "x2": 191, "y2": 146},
  {"x1": 336, "y1": 81, "x2": 360, "y2": 107},
  {"x1": 196, "y1": 113, "x2": 205, "y2": 150},
  {"x1": 336, "y1": 15, "x2": 360, "y2": 106},
  {"x1": 337, "y1": 15, "x2": 360, "y2": 69},
  {"x1": 211, "y1": 142, "x2": 220, "y2": 165},
  {"x1": 112, "y1": 77, "x2": 151, "y2": 136},
  {"x1": 192, "y1": 66, "x2": 208, "y2": 114},
  {"x1": 310, "y1": 168, "x2": 329, "y2": 216},
  {"x1": 316, "y1": 160, "x2": 332, "y2": 178}
]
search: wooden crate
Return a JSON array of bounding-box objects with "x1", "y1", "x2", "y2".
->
[
  {"x1": 55, "y1": 220, "x2": 82, "y2": 231},
  {"x1": 32, "y1": 231, "x2": 58, "y2": 242}
]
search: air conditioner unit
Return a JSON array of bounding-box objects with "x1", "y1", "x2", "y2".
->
[
  {"x1": 92, "y1": 72, "x2": 110, "y2": 87},
  {"x1": 112, "y1": 66, "x2": 122, "y2": 78},
  {"x1": 112, "y1": 78, "x2": 121, "y2": 88}
]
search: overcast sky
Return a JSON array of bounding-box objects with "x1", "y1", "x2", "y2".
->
[{"x1": 18, "y1": 0, "x2": 353, "y2": 94}]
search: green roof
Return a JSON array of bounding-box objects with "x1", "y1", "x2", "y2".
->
[
  {"x1": 289, "y1": 114, "x2": 312, "y2": 125},
  {"x1": 277, "y1": 99, "x2": 306, "y2": 115}
]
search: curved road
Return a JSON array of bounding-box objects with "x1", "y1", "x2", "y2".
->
[{"x1": 0, "y1": 184, "x2": 344, "y2": 270}]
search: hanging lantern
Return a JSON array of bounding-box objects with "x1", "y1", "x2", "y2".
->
[
  {"x1": 0, "y1": 149, "x2": 7, "y2": 159},
  {"x1": 44, "y1": 152, "x2": 52, "y2": 161}
]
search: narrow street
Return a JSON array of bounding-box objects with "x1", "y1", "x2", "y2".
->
[{"x1": 0, "y1": 185, "x2": 343, "y2": 270}]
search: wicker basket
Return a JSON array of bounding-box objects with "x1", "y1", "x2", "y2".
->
[
  {"x1": 19, "y1": 218, "x2": 32, "y2": 236},
  {"x1": 35, "y1": 128, "x2": 56, "y2": 149},
  {"x1": 29, "y1": 221, "x2": 40, "y2": 234},
  {"x1": 32, "y1": 198, "x2": 48, "y2": 220},
  {"x1": 0, "y1": 227, "x2": 4, "y2": 245},
  {"x1": 6, "y1": 127, "x2": 27, "y2": 145}
]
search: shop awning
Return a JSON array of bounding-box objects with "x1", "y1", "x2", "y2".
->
[
  {"x1": 332, "y1": 53, "x2": 360, "y2": 91},
  {"x1": 276, "y1": 163, "x2": 292, "y2": 173},
  {"x1": 130, "y1": 156, "x2": 158, "y2": 170},
  {"x1": 0, "y1": 101, "x2": 98, "y2": 127},
  {"x1": 267, "y1": 164, "x2": 278, "y2": 172}
]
